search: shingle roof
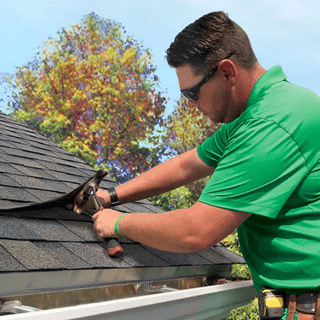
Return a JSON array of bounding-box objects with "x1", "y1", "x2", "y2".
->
[{"x1": 0, "y1": 112, "x2": 244, "y2": 282}]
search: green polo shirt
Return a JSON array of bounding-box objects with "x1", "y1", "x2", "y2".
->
[{"x1": 197, "y1": 65, "x2": 320, "y2": 292}]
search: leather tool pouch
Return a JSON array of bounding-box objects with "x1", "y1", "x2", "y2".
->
[{"x1": 296, "y1": 292, "x2": 317, "y2": 314}]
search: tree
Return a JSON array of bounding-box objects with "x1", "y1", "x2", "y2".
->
[
  {"x1": 160, "y1": 97, "x2": 220, "y2": 204},
  {"x1": 150, "y1": 185, "x2": 194, "y2": 211},
  {"x1": 8, "y1": 13, "x2": 166, "y2": 180},
  {"x1": 163, "y1": 96, "x2": 220, "y2": 155}
]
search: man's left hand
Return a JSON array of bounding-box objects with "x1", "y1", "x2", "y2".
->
[{"x1": 92, "y1": 209, "x2": 122, "y2": 241}]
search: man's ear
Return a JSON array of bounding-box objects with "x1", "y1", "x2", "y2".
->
[{"x1": 219, "y1": 60, "x2": 236, "y2": 86}]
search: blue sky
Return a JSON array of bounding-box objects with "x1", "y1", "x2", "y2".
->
[{"x1": 0, "y1": 0, "x2": 319, "y2": 114}]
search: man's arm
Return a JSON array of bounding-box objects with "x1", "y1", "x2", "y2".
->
[
  {"x1": 113, "y1": 148, "x2": 214, "y2": 203},
  {"x1": 90, "y1": 147, "x2": 250, "y2": 252},
  {"x1": 75, "y1": 148, "x2": 214, "y2": 213},
  {"x1": 92, "y1": 202, "x2": 251, "y2": 252}
]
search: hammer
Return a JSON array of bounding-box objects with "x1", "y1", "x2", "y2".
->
[{"x1": 75, "y1": 170, "x2": 124, "y2": 258}]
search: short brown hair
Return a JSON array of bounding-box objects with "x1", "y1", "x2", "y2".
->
[{"x1": 166, "y1": 11, "x2": 257, "y2": 74}]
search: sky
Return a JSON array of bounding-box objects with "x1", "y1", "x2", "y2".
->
[{"x1": 0, "y1": 0, "x2": 319, "y2": 115}]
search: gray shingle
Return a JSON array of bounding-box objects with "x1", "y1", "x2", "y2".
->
[
  {"x1": 34, "y1": 242, "x2": 91, "y2": 269},
  {"x1": 138, "y1": 203, "x2": 165, "y2": 214},
  {"x1": 0, "y1": 240, "x2": 63, "y2": 270},
  {"x1": 0, "y1": 146, "x2": 48, "y2": 162},
  {"x1": 0, "y1": 185, "x2": 39, "y2": 202},
  {"x1": 4, "y1": 142, "x2": 52, "y2": 157},
  {"x1": 99, "y1": 180, "x2": 118, "y2": 189},
  {"x1": 0, "y1": 153, "x2": 45, "y2": 169},
  {"x1": 121, "y1": 202, "x2": 153, "y2": 213},
  {"x1": 24, "y1": 189, "x2": 65, "y2": 202},
  {"x1": 0, "y1": 139, "x2": 17, "y2": 149},
  {"x1": 58, "y1": 220, "x2": 98, "y2": 241},
  {"x1": 0, "y1": 129, "x2": 25, "y2": 142},
  {"x1": 141, "y1": 245, "x2": 212, "y2": 266},
  {"x1": 39, "y1": 161, "x2": 85, "y2": 176},
  {"x1": 0, "y1": 216, "x2": 83, "y2": 242},
  {"x1": 0, "y1": 245, "x2": 27, "y2": 271},
  {"x1": 43, "y1": 171, "x2": 85, "y2": 184},
  {"x1": 54, "y1": 207, "x2": 92, "y2": 222},
  {"x1": 22, "y1": 219, "x2": 83, "y2": 242},
  {"x1": 6, "y1": 174, "x2": 70, "y2": 193},
  {"x1": 0, "y1": 174, "x2": 22, "y2": 188},
  {"x1": 0, "y1": 216, "x2": 39, "y2": 240},
  {"x1": 45, "y1": 156, "x2": 91, "y2": 169},
  {"x1": 213, "y1": 245, "x2": 245, "y2": 264},
  {"x1": 197, "y1": 248, "x2": 233, "y2": 264},
  {"x1": 120, "y1": 244, "x2": 169, "y2": 267},
  {"x1": 63, "y1": 242, "x2": 129, "y2": 268},
  {"x1": 11, "y1": 164, "x2": 57, "y2": 180},
  {"x1": 0, "y1": 162, "x2": 19, "y2": 175}
]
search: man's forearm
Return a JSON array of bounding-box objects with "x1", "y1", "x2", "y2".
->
[
  {"x1": 117, "y1": 209, "x2": 199, "y2": 252},
  {"x1": 92, "y1": 202, "x2": 250, "y2": 253},
  {"x1": 100, "y1": 148, "x2": 214, "y2": 205}
]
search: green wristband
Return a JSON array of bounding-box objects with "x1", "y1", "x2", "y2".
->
[{"x1": 115, "y1": 213, "x2": 128, "y2": 238}]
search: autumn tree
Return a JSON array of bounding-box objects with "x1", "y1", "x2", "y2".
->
[
  {"x1": 8, "y1": 13, "x2": 166, "y2": 180},
  {"x1": 154, "y1": 96, "x2": 220, "y2": 208}
]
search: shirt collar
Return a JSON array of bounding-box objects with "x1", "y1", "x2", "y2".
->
[{"x1": 247, "y1": 65, "x2": 287, "y2": 107}]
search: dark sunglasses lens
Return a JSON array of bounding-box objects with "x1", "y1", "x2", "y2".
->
[{"x1": 182, "y1": 90, "x2": 198, "y2": 102}]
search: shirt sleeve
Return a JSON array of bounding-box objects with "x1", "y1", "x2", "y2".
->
[{"x1": 198, "y1": 119, "x2": 309, "y2": 218}]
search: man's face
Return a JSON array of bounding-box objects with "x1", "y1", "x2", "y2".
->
[{"x1": 176, "y1": 63, "x2": 237, "y2": 124}]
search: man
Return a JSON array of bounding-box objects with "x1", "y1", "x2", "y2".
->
[{"x1": 74, "y1": 12, "x2": 320, "y2": 320}]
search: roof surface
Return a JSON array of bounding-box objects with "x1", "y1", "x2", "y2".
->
[{"x1": 0, "y1": 112, "x2": 244, "y2": 276}]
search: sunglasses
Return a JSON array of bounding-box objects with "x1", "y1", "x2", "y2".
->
[{"x1": 181, "y1": 52, "x2": 234, "y2": 102}]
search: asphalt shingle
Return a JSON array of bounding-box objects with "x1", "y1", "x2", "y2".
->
[
  {"x1": 0, "y1": 174, "x2": 22, "y2": 188},
  {"x1": 0, "y1": 245, "x2": 27, "y2": 272},
  {"x1": 34, "y1": 242, "x2": 92, "y2": 269},
  {"x1": 0, "y1": 185, "x2": 39, "y2": 202},
  {"x1": 121, "y1": 202, "x2": 155, "y2": 213},
  {"x1": 198, "y1": 247, "x2": 233, "y2": 264},
  {"x1": 0, "y1": 162, "x2": 20, "y2": 175},
  {"x1": 11, "y1": 165, "x2": 56, "y2": 180},
  {"x1": 0, "y1": 153, "x2": 45, "y2": 169},
  {"x1": 62, "y1": 242, "x2": 129, "y2": 268},
  {"x1": 23, "y1": 219, "x2": 83, "y2": 242},
  {"x1": 0, "y1": 240, "x2": 64, "y2": 270},
  {"x1": 120, "y1": 244, "x2": 169, "y2": 267},
  {"x1": 58, "y1": 220, "x2": 98, "y2": 242},
  {"x1": 213, "y1": 244, "x2": 245, "y2": 264},
  {"x1": 6, "y1": 174, "x2": 70, "y2": 193},
  {"x1": 0, "y1": 216, "x2": 40, "y2": 240},
  {"x1": 141, "y1": 245, "x2": 213, "y2": 266}
]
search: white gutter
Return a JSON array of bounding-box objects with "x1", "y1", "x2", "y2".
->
[{"x1": 0, "y1": 281, "x2": 256, "y2": 320}]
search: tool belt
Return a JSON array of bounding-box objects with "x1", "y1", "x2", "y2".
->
[
  {"x1": 258, "y1": 288, "x2": 320, "y2": 320},
  {"x1": 286, "y1": 292, "x2": 320, "y2": 320}
]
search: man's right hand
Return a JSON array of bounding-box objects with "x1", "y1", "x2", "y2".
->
[{"x1": 73, "y1": 189, "x2": 109, "y2": 214}]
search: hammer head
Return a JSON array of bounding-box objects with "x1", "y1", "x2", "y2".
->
[{"x1": 74, "y1": 170, "x2": 108, "y2": 210}]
